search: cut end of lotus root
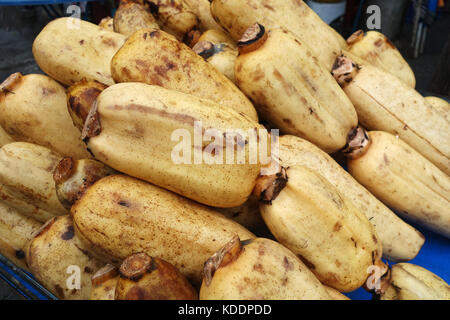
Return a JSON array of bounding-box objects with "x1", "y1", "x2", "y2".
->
[
  {"x1": 185, "y1": 29, "x2": 202, "y2": 48},
  {"x1": 342, "y1": 126, "x2": 371, "y2": 160},
  {"x1": 119, "y1": 253, "x2": 156, "y2": 282},
  {"x1": 53, "y1": 157, "x2": 75, "y2": 185},
  {"x1": 332, "y1": 55, "x2": 360, "y2": 87},
  {"x1": 193, "y1": 41, "x2": 216, "y2": 60},
  {"x1": 253, "y1": 165, "x2": 288, "y2": 204},
  {"x1": 237, "y1": 23, "x2": 268, "y2": 55}
]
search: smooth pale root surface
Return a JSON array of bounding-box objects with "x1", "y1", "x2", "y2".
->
[
  {"x1": 0, "y1": 127, "x2": 13, "y2": 147},
  {"x1": 348, "y1": 131, "x2": 450, "y2": 238},
  {"x1": 260, "y1": 166, "x2": 381, "y2": 292},
  {"x1": 0, "y1": 201, "x2": 42, "y2": 270},
  {"x1": 0, "y1": 188, "x2": 55, "y2": 223},
  {"x1": 32, "y1": 17, "x2": 126, "y2": 86},
  {"x1": 278, "y1": 135, "x2": 424, "y2": 262},
  {"x1": 71, "y1": 175, "x2": 254, "y2": 285},
  {"x1": 210, "y1": 0, "x2": 347, "y2": 70},
  {"x1": 200, "y1": 238, "x2": 331, "y2": 300},
  {"x1": 111, "y1": 28, "x2": 258, "y2": 121},
  {"x1": 0, "y1": 142, "x2": 67, "y2": 222},
  {"x1": 235, "y1": 29, "x2": 357, "y2": 153},
  {"x1": 197, "y1": 30, "x2": 238, "y2": 83},
  {"x1": 184, "y1": 0, "x2": 223, "y2": 31},
  {"x1": 425, "y1": 96, "x2": 450, "y2": 122},
  {"x1": 98, "y1": 16, "x2": 114, "y2": 31},
  {"x1": 113, "y1": 2, "x2": 159, "y2": 37},
  {"x1": 206, "y1": 47, "x2": 237, "y2": 83},
  {"x1": 341, "y1": 49, "x2": 370, "y2": 66},
  {"x1": 89, "y1": 82, "x2": 261, "y2": 208},
  {"x1": 344, "y1": 65, "x2": 450, "y2": 175},
  {"x1": 382, "y1": 263, "x2": 450, "y2": 300},
  {"x1": 324, "y1": 286, "x2": 350, "y2": 300},
  {"x1": 348, "y1": 31, "x2": 416, "y2": 87},
  {"x1": 153, "y1": 0, "x2": 198, "y2": 40},
  {"x1": 198, "y1": 30, "x2": 236, "y2": 48},
  {"x1": 0, "y1": 74, "x2": 91, "y2": 159},
  {"x1": 26, "y1": 215, "x2": 104, "y2": 300}
]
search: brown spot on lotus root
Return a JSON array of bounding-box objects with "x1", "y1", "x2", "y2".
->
[
  {"x1": 109, "y1": 103, "x2": 197, "y2": 126},
  {"x1": 334, "y1": 222, "x2": 342, "y2": 232},
  {"x1": 102, "y1": 37, "x2": 116, "y2": 47},
  {"x1": 258, "y1": 245, "x2": 265, "y2": 256},
  {"x1": 351, "y1": 237, "x2": 357, "y2": 247},
  {"x1": 42, "y1": 87, "x2": 56, "y2": 95},
  {"x1": 252, "y1": 67, "x2": 265, "y2": 81},
  {"x1": 121, "y1": 67, "x2": 132, "y2": 79},
  {"x1": 125, "y1": 286, "x2": 147, "y2": 300},
  {"x1": 374, "y1": 39, "x2": 383, "y2": 47},
  {"x1": 273, "y1": 69, "x2": 296, "y2": 96},
  {"x1": 283, "y1": 257, "x2": 293, "y2": 271},
  {"x1": 372, "y1": 235, "x2": 378, "y2": 244},
  {"x1": 118, "y1": 200, "x2": 129, "y2": 207},
  {"x1": 263, "y1": 4, "x2": 275, "y2": 11},
  {"x1": 253, "y1": 263, "x2": 264, "y2": 273},
  {"x1": 323, "y1": 273, "x2": 339, "y2": 286},
  {"x1": 54, "y1": 284, "x2": 65, "y2": 298},
  {"x1": 61, "y1": 225, "x2": 75, "y2": 240}
]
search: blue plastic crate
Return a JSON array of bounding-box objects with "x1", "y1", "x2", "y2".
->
[{"x1": 0, "y1": 253, "x2": 57, "y2": 300}]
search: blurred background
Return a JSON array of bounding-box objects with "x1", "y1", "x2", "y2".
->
[{"x1": 0, "y1": 0, "x2": 449, "y2": 299}]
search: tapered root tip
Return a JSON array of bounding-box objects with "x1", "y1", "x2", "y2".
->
[
  {"x1": 0, "y1": 72, "x2": 22, "y2": 98},
  {"x1": 81, "y1": 100, "x2": 101, "y2": 142},
  {"x1": 67, "y1": 80, "x2": 106, "y2": 131},
  {"x1": 237, "y1": 23, "x2": 268, "y2": 54},
  {"x1": 92, "y1": 264, "x2": 119, "y2": 286},
  {"x1": 203, "y1": 235, "x2": 242, "y2": 286},
  {"x1": 331, "y1": 55, "x2": 359, "y2": 87},
  {"x1": 347, "y1": 29, "x2": 364, "y2": 45},
  {"x1": 253, "y1": 165, "x2": 288, "y2": 204},
  {"x1": 342, "y1": 126, "x2": 371, "y2": 160}
]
